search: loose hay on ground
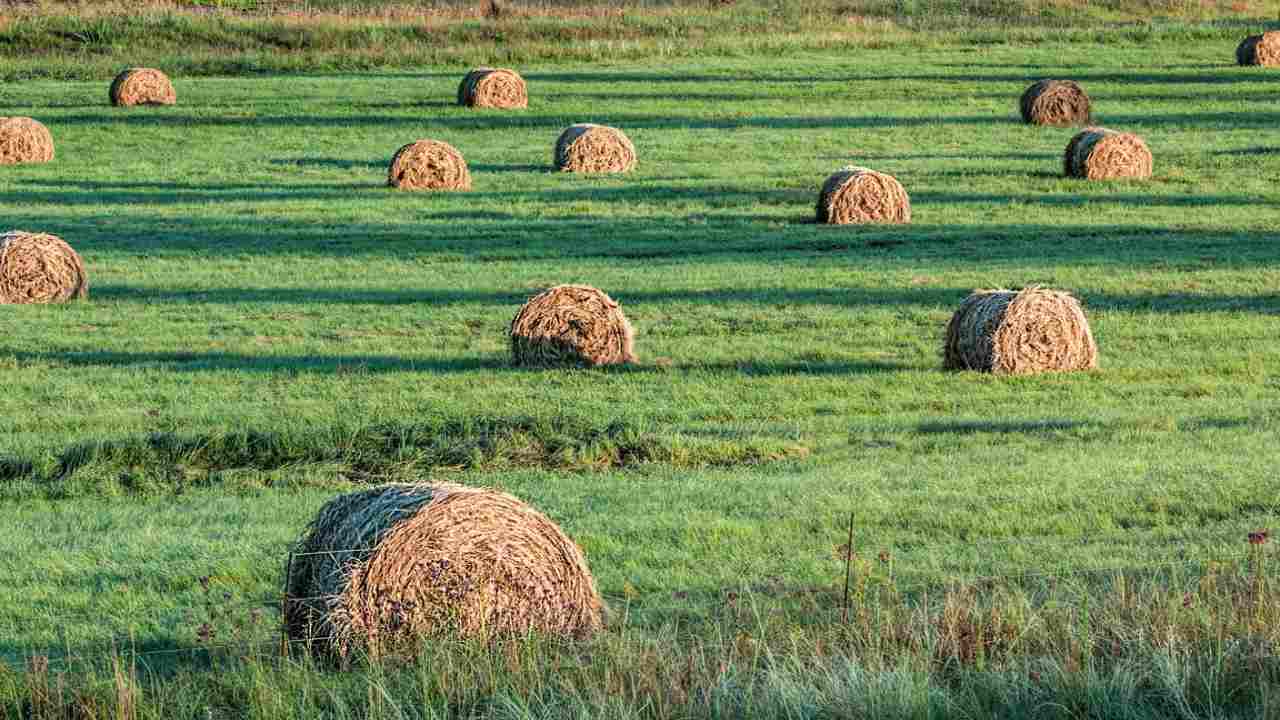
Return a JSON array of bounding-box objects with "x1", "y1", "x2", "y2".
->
[
  {"x1": 387, "y1": 140, "x2": 471, "y2": 190},
  {"x1": 815, "y1": 166, "x2": 911, "y2": 225},
  {"x1": 510, "y1": 284, "x2": 635, "y2": 367},
  {"x1": 1063, "y1": 127, "x2": 1152, "y2": 180},
  {"x1": 1237, "y1": 32, "x2": 1280, "y2": 66},
  {"x1": 554, "y1": 124, "x2": 636, "y2": 173},
  {"x1": 1019, "y1": 80, "x2": 1091, "y2": 126},
  {"x1": 0, "y1": 117, "x2": 54, "y2": 165},
  {"x1": 944, "y1": 287, "x2": 1098, "y2": 375},
  {"x1": 285, "y1": 483, "x2": 604, "y2": 657},
  {"x1": 109, "y1": 68, "x2": 176, "y2": 107},
  {"x1": 457, "y1": 67, "x2": 528, "y2": 109},
  {"x1": 0, "y1": 231, "x2": 88, "y2": 304}
]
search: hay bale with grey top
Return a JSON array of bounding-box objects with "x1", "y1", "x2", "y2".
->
[
  {"x1": 511, "y1": 284, "x2": 635, "y2": 367},
  {"x1": 0, "y1": 231, "x2": 88, "y2": 304},
  {"x1": 1063, "y1": 127, "x2": 1152, "y2": 180},
  {"x1": 554, "y1": 124, "x2": 636, "y2": 173},
  {"x1": 286, "y1": 483, "x2": 604, "y2": 658},
  {"x1": 944, "y1": 287, "x2": 1098, "y2": 375},
  {"x1": 0, "y1": 118, "x2": 54, "y2": 165},
  {"x1": 1020, "y1": 80, "x2": 1091, "y2": 126},
  {"x1": 387, "y1": 140, "x2": 471, "y2": 191},
  {"x1": 816, "y1": 166, "x2": 911, "y2": 225},
  {"x1": 109, "y1": 68, "x2": 176, "y2": 107},
  {"x1": 457, "y1": 67, "x2": 528, "y2": 109},
  {"x1": 1237, "y1": 32, "x2": 1280, "y2": 66}
]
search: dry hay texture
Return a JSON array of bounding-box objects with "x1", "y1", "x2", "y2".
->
[
  {"x1": 0, "y1": 231, "x2": 88, "y2": 304},
  {"x1": 1063, "y1": 127, "x2": 1152, "y2": 180},
  {"x1": 554, "y1": 124, "x2": 636, "y2": 173},
  {"x1": 109, "y1": 68, "x2": 176, "y2": 107},
  {"x1": 1019, "y1": 80, "x2": 1091, "y2": 126},
  {"x1": 285, "y1": 483, "x2": 604, "y2": 657},
  {"x1": 944, "y1": 287, "x2": 1098, "y2": 375},
  {"x1": 457, "y1": 67, "x2": 529, "y2": 109},
  {"x1": 510, "y1": 284, "x2": 635, "y2": 367},
  {"x1": 0, "y1": 117, "x2": 54, "y2": 165},
  {"x1": 1237, "y1": 32, "x2": 1280, "y2": 66},
  {"x1": 387, "y1": 140, "x2": 472, "y2": 191},
  {"x1": 816, "y1": 166, "x2": 911, "y2": 225}
]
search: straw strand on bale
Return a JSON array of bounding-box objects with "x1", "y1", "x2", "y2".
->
[
  {"x1": 457, "y1": 67, "x2": 528, "y2": 109},
  {"x1": 387, "y1": 140, "x2": 471, "y2": 191},
  {"x1": 554, "y1": 124, "x2": 636, "y2": 174},
  {"x1": 816, "y1": 166, "x2": 911, "y2": 225},
  {"x1": 109, "y1": 68, "x2": 176, "y2": 107},
  {"x1": 0, "y1": 231, "x2": 88, "y2": 304},
  {"x1": 510, "y1": 284, "x2": 635, "y2": 367},
  {"x1": 944, "y1": 287, "x2": 1098, "y2": 375},
  {"x1": 1063, "y1": 127, "x2": 1152, "y2": 180},
  {"x1": 1019, "y1": 80, "x2": 1091, "y2": 126},
  {"x1": 1237, "y1": 32, "x2": 1280, "y2": 66},
  {"x1": 0, "y1": 118, "x2": 54, "y2": 165},
  {"x1": 286, "y1": 483, "x2": 604, "y2": 657}
]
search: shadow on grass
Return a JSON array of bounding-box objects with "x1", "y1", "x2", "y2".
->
[{"x1": 913, "y1": 419, "x2": 1099, "y2": 435}]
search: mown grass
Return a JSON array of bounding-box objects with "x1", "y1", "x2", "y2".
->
[{"x1": 2, "y1": 25, "x2": 1280, "y2": 717}]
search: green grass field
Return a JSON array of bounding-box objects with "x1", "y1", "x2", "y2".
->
[{"x1": 3, "y1": 29, "x2": 1280, "y2": 719}]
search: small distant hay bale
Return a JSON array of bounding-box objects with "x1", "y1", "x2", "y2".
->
[
  {"x1": 457, "y1": 67, "x2": 528, "y2": 109},
  {"x1": 1237, "y1": 32, "x2": 1280, "y2": 66},
  {"x1": 944, "y1": 287, "x2": 1098, "y2": 375},
  {"x1": 285, "y1": 483, "x2": 604, "y2": 657},
  {"x1": 1063, "y1": 127, "x2": 1152, "y2": 180},
  {"x1": 1019, "y1": 80, "x2": 1091, "y2": 126},
  {"x1": 0, "y1": 231, "x2": 88, "y2": 304},
  {"x1": 109, "y1": 68, "x2": 176, "y2": 107},
  {"x1": 0, "y1": 117, "x2": 54, "y2": 165},
  {"x1": 387, "y1": 140, "x2": 472, "y2": 191},
  {"x1": 815, "y1": 166, "x2": 911, "y2": 225},
  {"x1": 554, "y1": 124, "x2": 636, "y2": 174},
  {"x1": 510, "y1": 284, "x2": 635, "y2": 367}
]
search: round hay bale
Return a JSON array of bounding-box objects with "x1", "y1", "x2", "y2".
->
[
  {"x1": 0, "y1": 231, "x2": 88, "y2": 304},
  {"x1": 510, "y1": 284, "x2": 635, "y2": 367},
  {"x1": 943, "y1": 287, "x2": 1098, "y2": 375},
  {"x1": 285, "y1": 483, "x2": 604, "y2": 657},
  {"x1": 387, "y1": 140, "x2": 471, "y2": 191},
  {"x1": 109, "y1": 68, "x2": 176, "y2": 107},
  {"x1": 457, "y1": 67, "x2": 528, "y2": 109},
  {"x1": 815, "y1": 166, "x2": 911, "y2": 225},
  {"x1": 1019, "y1": 80, "x2": 1091, "y2": 126},
  {"x1": 0, "y1": 117, "x2": 54, "y2": 165},
  {"x1": 1063, "y1": 127, "x2": 1152, "y2": 180},
  {"x1": 553, "y1": 124, "x2": 636, "y2": 174},
  {"x1": 1237, "y1": 32, "x2": 1280, "y2": 66}
]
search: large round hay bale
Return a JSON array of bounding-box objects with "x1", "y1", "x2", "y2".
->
[
  {"x1": 1019, "y1": 80, "x2": 1091, "y2": 126},
  {"x1": 816, "y1": 166, "x2": 911, "y2": 225},
  {"x1": 510, "y1": 284, "x2": 635, "y2": 367},
  {"x1": 0, "y1": 231, "x2": 88, "y2": 304},
  {"x1": 1063, "y1": 127, "x2": 1152, "y2": 180},
  {"x1": 457, "y1": 67, "x2": 528, "y2": 109},
  {"x1": 109, "y1": 68, "x2": 176, "y2": 107},
  {"x1": 944, "y1": 287, "x2": 1098, "y2": 375},
  {"x1": 387, "y1": 140, "x2": 471, "y2": 191},
  {"x1": 0, "y1": 117, "x2": 54, "y2": 165},
  {"x1": 1237, "y1": 32, "x2": 1280, "y2": 66},
  {"x1": 285, "y1": 483, "x2": 604, "y2": 657},
  {"x1": 553, "y1": 124, "x2": 636, "y2": 174}
]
